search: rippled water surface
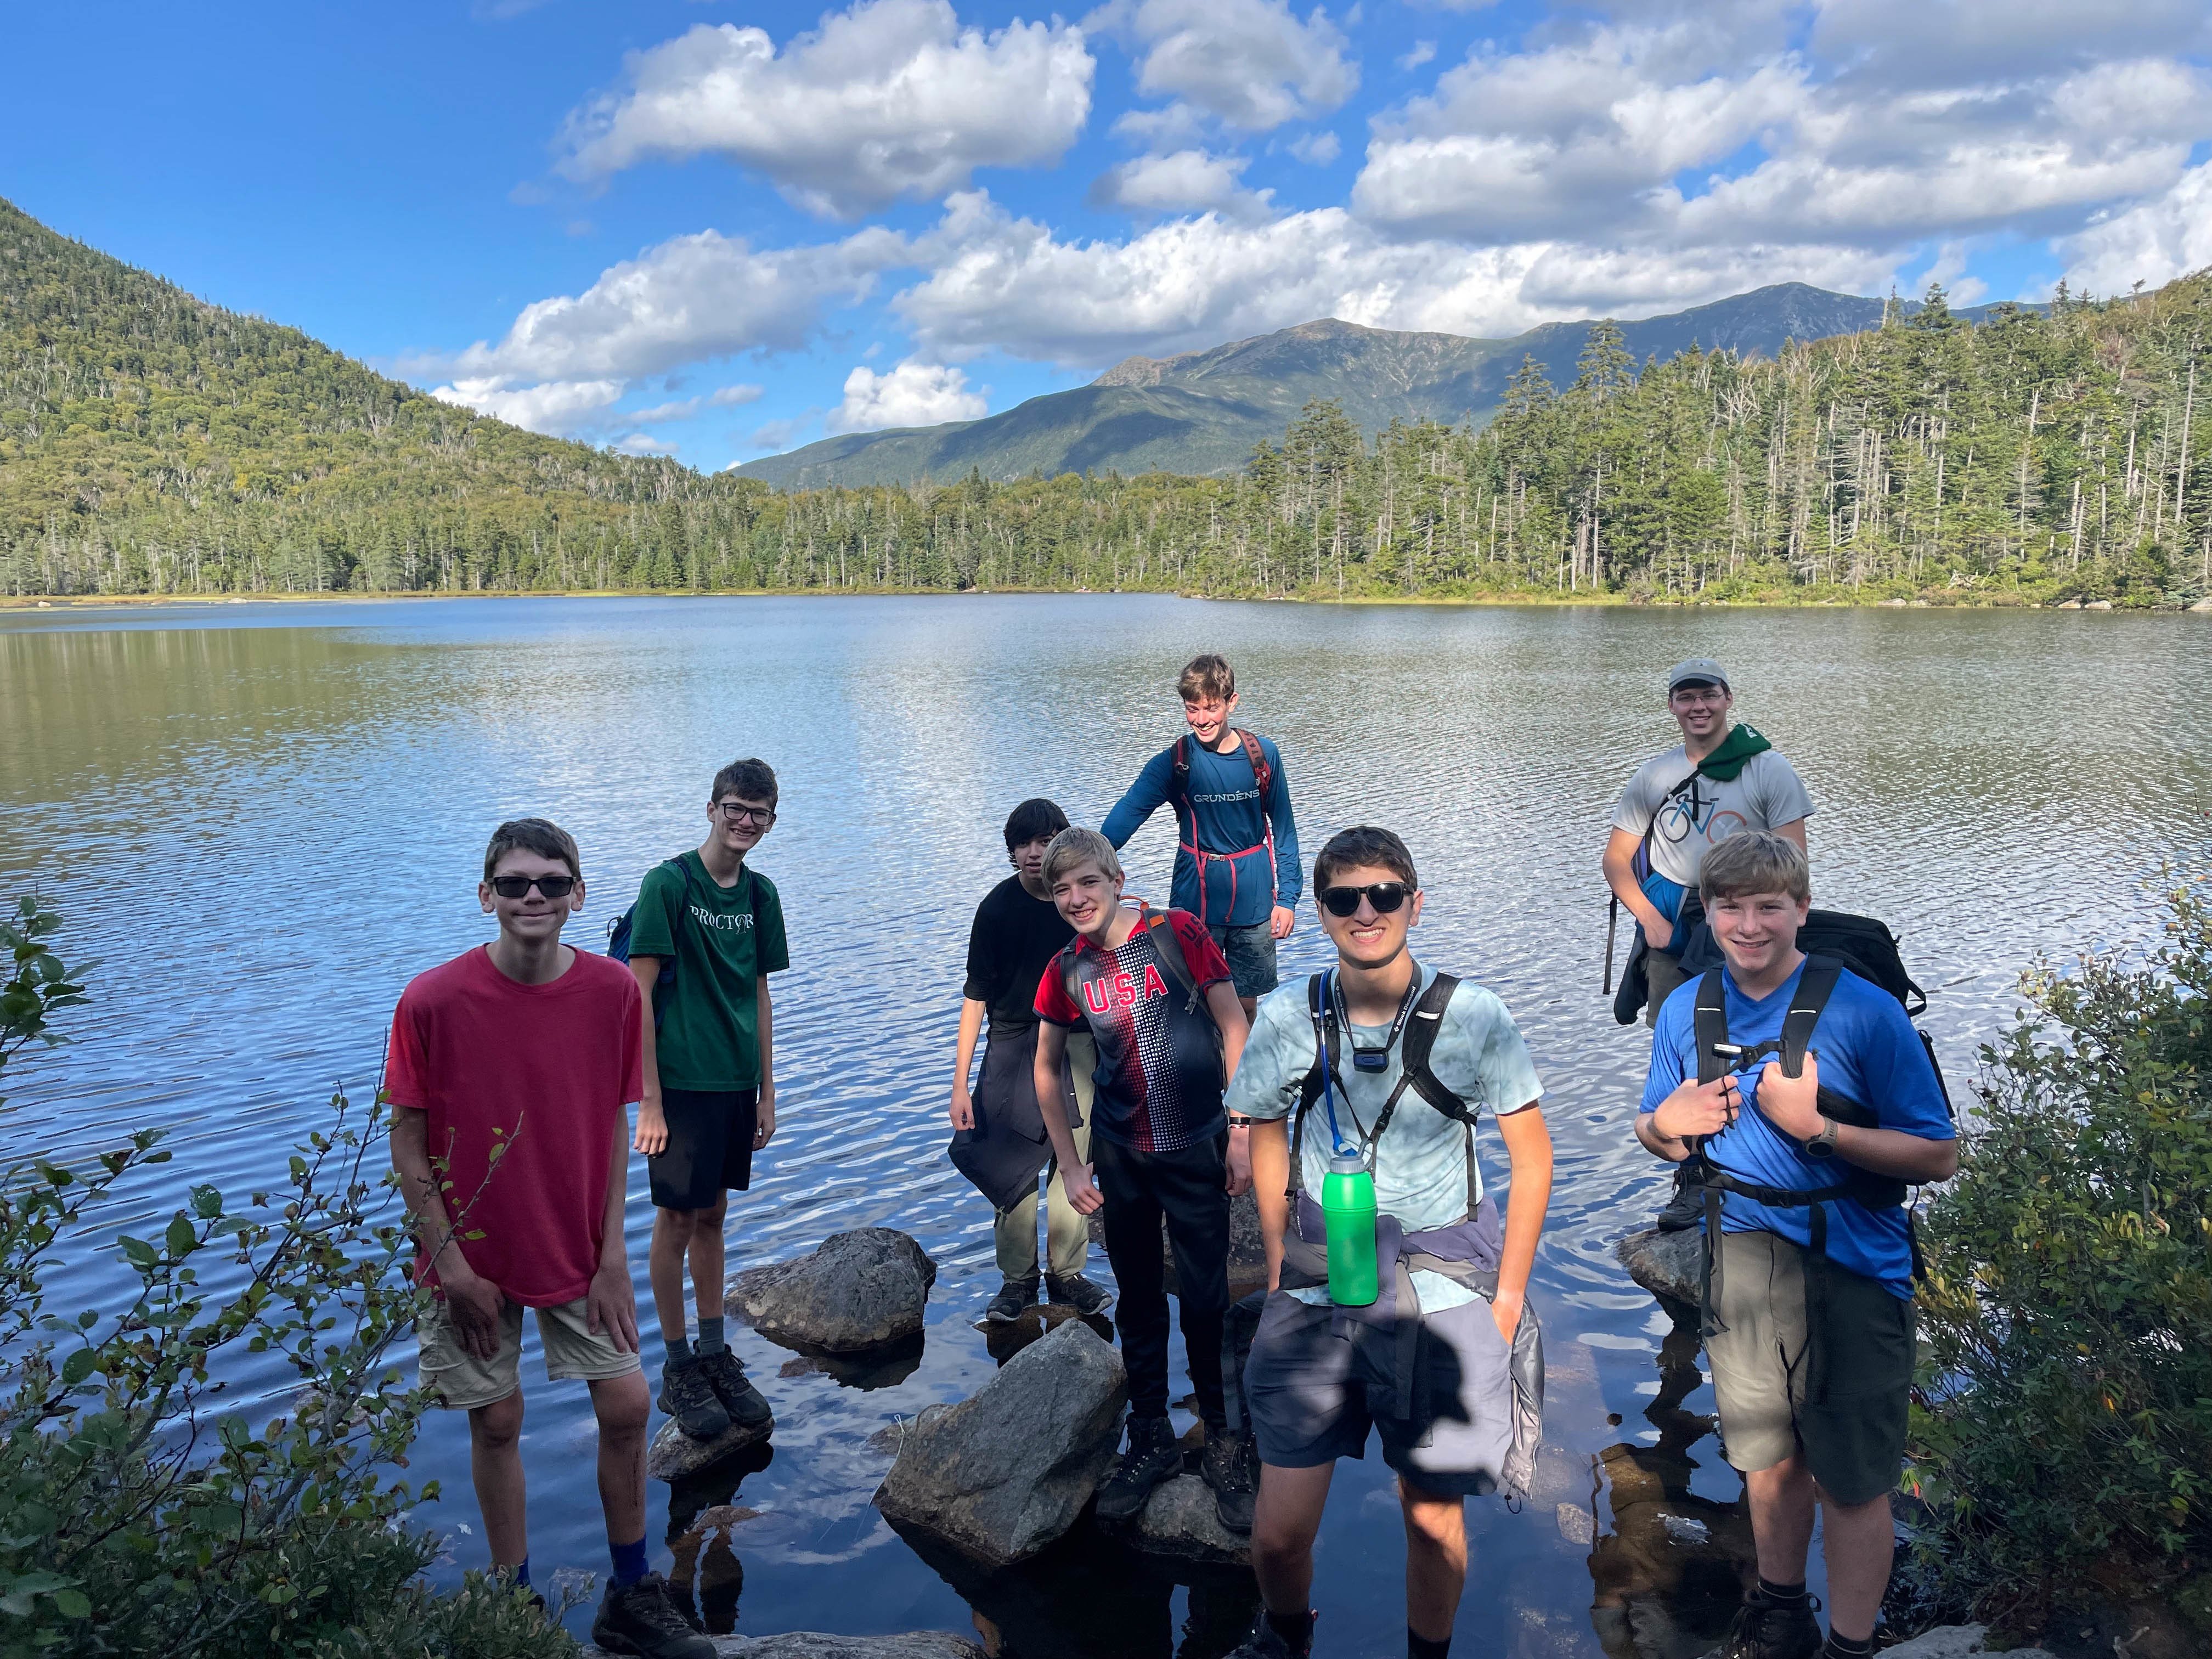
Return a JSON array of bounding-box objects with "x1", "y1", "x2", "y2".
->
[{"x1": 4, "y1": 595, "x2": 2208, "y2": 1657}]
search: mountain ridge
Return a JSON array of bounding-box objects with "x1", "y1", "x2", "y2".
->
[{"x1": 735, "y1": 284, "x2": 1925, "y2": 489}]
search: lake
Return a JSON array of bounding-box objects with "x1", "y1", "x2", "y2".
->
[{"x1": 3, "y1": 595, "x2": 2207, "y2": 1658}]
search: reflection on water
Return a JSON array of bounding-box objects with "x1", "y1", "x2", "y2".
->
[{"x1": 3, "y1": 595, "x2": 2208, "y2": 1657}]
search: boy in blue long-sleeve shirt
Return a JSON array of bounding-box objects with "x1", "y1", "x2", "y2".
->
[{"x1": 1102, "y1": 653, "x2": 1302, "y2": 1018}]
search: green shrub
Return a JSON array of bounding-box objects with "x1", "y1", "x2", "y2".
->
[
  {"x1": 0, "y1": 897, "x2": 579, "y2": 1658},
  {"x1": 1908, "y1": 881, "x2": 2212, "y2": 1624}
]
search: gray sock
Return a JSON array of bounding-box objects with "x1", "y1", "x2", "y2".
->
[
  {"x1": 696, "y1": 1316, "x2": 726, "y2": 1356},
  {"x1": 664, "y1": 1332, "x2": 692, "y2": 1367}
]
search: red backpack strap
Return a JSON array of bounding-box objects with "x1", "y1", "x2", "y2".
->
[{"x1": 1235, "y1": 729, "x2": 1273, "y2": 803}]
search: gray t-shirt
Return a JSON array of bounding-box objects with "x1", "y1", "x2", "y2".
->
[
  {"x1": 1228, "y1": 964, "x2": 1544, "y2": 1313},
  {"x1": 1611, "y1": 744, "x2": 1815, "y2": 888}
]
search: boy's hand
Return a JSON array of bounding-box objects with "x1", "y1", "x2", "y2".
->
[
  {"x1": 1755, "y1": 1051, "x2": 1822, "y2": 1142},
  {"x1": 754, "y1": 1090, "x2": 776, "y2": 1150},
  {"x1": 1269, "y1": 904, "x2": 1295, "y2": 940},
  {"x1": 949, "y1": 1081, "x2": 975, "y2": 1132},
  {"x1": 441, "y1": 1264, "x2": 507, "y2": 1363},
  {"x1": 1650, "y1": 1075, "x2": 1738, "y2": 1142},
  {"x1": 1225, "y1": 1125, "x2": 1252, "y2": 1195},
  {"x1": 1644, "y1": 915, "x2": 1675, "y2": 951},
  {"x1": 585, "y1": 1257, "x2": 639, "y2": 1353},
  {"x1": 634, "y1": 1097, "x2": 668, "y2": 1157},
  {"x1": 1060, "y1": 1161, "x2": 1104, "y2": 1215},
  {"x1": 1489, "y1": 1286, "x2": 1524, "y2": 1348}
]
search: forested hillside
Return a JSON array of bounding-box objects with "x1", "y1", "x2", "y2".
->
[{"x1": 3, "y1": 194, "x2": 2207, "y2": 606}]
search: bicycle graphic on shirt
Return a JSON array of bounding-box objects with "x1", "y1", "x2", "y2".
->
[{"x1": 1655, "y1": 775, "x2": 1751, "y2": 852}]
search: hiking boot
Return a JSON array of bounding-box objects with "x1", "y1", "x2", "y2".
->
[
  {"x1": 1656, "y1": 1165, "x2": 1705, "y2": 1232},
  {"x1": 985, "y1": 1275, "x2": 1038, "y2": 1324},
  {"x1": 590, "y1": 1572, "x2": 713, "y2": 1658},
  {"x1": 1701, "y1": 1588, "x2": 1822, "y2": 1659},
  {"x1": 1200, "y1": 1427, "x2": 1257, "y2": 1535},
  {"x1": 1228, "y1": 1607, "x2": 1315, "y2": 1659},
  {"x1": 656, "y1": 1356, "x2": 731, "y2": 1441},
  {"x1": 697, "y1": 1347, "x2": 772, "y2": 1430},
  {"x1": 1045, "y1": 1271, "x2": 1114, "y2": 1316},
  {"x1": 1095, "y1": 1414, "x2": 1183, "y2": 1522}
]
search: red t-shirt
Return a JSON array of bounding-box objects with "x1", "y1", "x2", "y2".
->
[
  {"x1": 1034, "y1": 907, "x2": 1232, "y2": 1153},
  {"x1": 386, "y1": 945, "x2": 643, "y2": 1307}
]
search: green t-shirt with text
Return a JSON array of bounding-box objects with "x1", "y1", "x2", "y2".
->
[{"x1": 629, "y1": 851, "x2": 789, "y2": 1091}]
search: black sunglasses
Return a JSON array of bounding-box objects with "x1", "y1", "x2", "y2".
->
[
  {"x1": 489, "y1": 874, "x2": 578, "y2": 899},
  {"x1": 1318, "y1": 882, "x2": 1410, "y2": 918}
]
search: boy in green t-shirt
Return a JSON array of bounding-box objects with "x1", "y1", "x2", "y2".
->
[{"x1": 627, "y1": 759, "x2": 789, "y2": 1441}]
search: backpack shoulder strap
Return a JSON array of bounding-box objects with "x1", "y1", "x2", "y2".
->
[
  {"x1": 1235, "y1": 729, "x2": 1274, "y2": 804},
  {"x1": 1780, "y1": 957, "x2": 1843, "y2": 1078},
  {"x1": 1401, "y1": 972, "x2": 1476, "y2": 1122},
  {"x1": 1693, "y1": 968, "x2": 1730, "y2": 1085},
  {"x1": 1058, "y1": 940, "x2": 1084, "y2": 1011},
  {"x1": 1169, "y1": 736, "x2": 1193, "y2": 811},
  {"x1": 1143, "y1": 907, "x2": 1206, "y2": 1013}
]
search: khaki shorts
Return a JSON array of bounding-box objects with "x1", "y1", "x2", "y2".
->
[
  {"x1": 1705, "y1": 1229, "x2": 1915, "y2": 1506},
  {"x1": 418, "y1": 1294, "x2": 641, "y2": 1410}
]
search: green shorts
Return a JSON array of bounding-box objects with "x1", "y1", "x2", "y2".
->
[{"x1": 1705, "y1": 1229, "x2": 1915, "y2": 1506}]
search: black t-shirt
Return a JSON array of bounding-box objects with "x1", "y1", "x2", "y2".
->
[{"x1": 964, "y1": 874, "x2": 1075, "y2": 1034}]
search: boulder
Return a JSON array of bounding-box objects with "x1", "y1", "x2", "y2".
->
[
  {"x1": 874, "y1": 1316, "x2": 1127, "y2": 1567},
  {"x1": 585, "y1": 1634, "x2": 982, "y2": 1658},
  {"x1": 648, "y1": 1410, "x2": 775, "y2": 1483},
  {"x1": 2190, "y1": 595, "x2": 2212, "y2": 613},
  {"x1": 1881, "y1": 1629, "x2": 2055, "y2": 1659},
  {"x1": 1616, "y1": 1227, "x2": 1702, "y2": 1309},
  {"x1": 732, "y1": 1229, "x2": 937, "y2": 1353},
  {"x1": 1101, "y1": 1472, "x2": 1251, "y2": 1566},
  {"x1": 2085, "y1": 599, "x2": 2114, "y2": 610}
]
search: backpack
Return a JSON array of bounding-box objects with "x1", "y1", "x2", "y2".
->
[
  {"x1": 606, "y1": 856, "x2": 699, "y2": 1028},
  {"x1": 1169, "y1": 728, "x2": 1276, "y2": 813},
  {"x1": 1292, "y1": 970, "x2": 1486, "y2": 1212}
]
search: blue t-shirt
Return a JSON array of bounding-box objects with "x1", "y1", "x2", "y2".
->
[
  {"x1": 1101, "y1": 733, "x2": 1302, "y2": 929},
  {"x1": 1640, "y1": 959, "x2": 1953, "y2": 1298}
]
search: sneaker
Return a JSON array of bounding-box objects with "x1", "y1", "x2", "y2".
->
[
  {"x1": 1701, "y1": 1588, "x2": 1822, "y2": 1659},
  {"x1": 590, "y1": 1572, "x2": 714, "y2": 1658},
  {"x1": 1094, "y1": 1414, "x2": 1183, "y2": 1523},
  {"x1": 1228, "y1": 1607, "x2": 1314, "y2": 1659},
  {"x1": 697, "y1": 1348, "x2": 773, "y2": 1430},
  {"x1": 985, "y1": 1276, "x2": 1038, "y2": 1324},
  {"x1": 657, "y1": 1356, "x2": 731, "y2": 1441},
  {"x1": 1200, "y1": 1428, "x2": 1257, "y2": 1534},
  {"x1": 1045, "y1": 1272, "x2": 1114, "y2": 1316},
  {"x1": 1656, "y1": 1166, "x2": 1705, "y2": 1232}
]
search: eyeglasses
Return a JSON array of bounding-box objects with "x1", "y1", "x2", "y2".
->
[
  {"x1": 1317, "y1": 882, "x2": 1410, "y2": 918},
  {"x1": 714, "y1": 803, "x2": 776, "y2": 825},
  {"x1": 488, "y1": 874, "x2": 578, "y2": 899}
]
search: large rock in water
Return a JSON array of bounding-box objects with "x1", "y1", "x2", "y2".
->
[
  {"x1": 1880, "y1": 1630, "x2": 2056, "y2": 1659},
  {"x1": 731, "y1": 1228, "x2": 936, "y2": 1353},
  {"x1": 585, "y1": 1633, "x2": 981, "y2": 1658},
  {"x1": 1616, "y1": 1227, "x2": 1702, "y2": 1310},
  {"x1": 875, "y1": 1316, "x2": 1126, "y2": 1567}
]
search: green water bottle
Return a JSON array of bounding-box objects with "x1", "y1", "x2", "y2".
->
[{"x1": 1321, "y1": 1153, "x2": 1379, "y2": 1307}]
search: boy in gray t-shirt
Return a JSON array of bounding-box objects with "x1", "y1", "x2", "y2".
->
[{"x1": 1602, "y1": 658, "x2": 1813, "y2": 1028}]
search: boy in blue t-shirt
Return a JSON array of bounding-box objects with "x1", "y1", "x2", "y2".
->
[{"x1": 1636, "y1": 832, "x2": 1955, "y2": 1659}]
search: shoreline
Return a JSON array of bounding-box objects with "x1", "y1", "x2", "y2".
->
[{"x1": 3, "y1": 586, "x2": 2203, "y2": 614}]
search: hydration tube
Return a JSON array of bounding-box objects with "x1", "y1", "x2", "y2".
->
[{"x1": 1319, "y1": 968, "x2": 1355, "y2": 1157}]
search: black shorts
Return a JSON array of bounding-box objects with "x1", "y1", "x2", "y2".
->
[{"x1": 650, "y1": 1087, "x2": 758, "y2": 1210}]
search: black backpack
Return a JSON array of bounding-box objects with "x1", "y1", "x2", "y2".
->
[{"x1": 605, "y1": 856, "x2": 699, "y2": 1028}]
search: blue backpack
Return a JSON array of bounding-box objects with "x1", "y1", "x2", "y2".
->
[{"x1": 606, "y1": 856, "x2": 698, "y2": 1027}]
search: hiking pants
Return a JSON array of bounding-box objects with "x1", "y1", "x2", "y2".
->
[{"x1": 1094, "y1": 1128, "x2": 1231, "y2": 1430}]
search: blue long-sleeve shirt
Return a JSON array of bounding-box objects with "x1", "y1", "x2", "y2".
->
[{"x1": 1101, "y1": 733, "x2": 1302, "y2": 928}]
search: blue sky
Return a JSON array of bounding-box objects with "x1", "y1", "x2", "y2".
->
[{"x1": 7, "y1": 0, "x2": 2208, "y2": 472}]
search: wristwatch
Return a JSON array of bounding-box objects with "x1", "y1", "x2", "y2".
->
[{"x1": 1804, "y1": 1116, "x2": 1841, "y2": 1159}]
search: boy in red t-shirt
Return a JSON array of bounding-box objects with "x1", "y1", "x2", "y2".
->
[
  {"x1": 387, "y1": 819, "x2": 708, "y2": 1659},
  {"x1": 1033, "y1": 827, "x2": 1254, "y2": 1528}
]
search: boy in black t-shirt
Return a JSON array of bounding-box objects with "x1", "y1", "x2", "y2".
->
[{"x1": 946, "y1": 799, "x2": 1110, "y2": 1323}]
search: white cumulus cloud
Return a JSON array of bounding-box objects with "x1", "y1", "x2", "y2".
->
[
  {"x1": 558, "y1": 0, "x2": 1094, "y2": 217},
  {"x1": 1090, "y1": 150, "x2": 1269, "y2": 218},
  {"x1": 2061, "y1": 159, "x2": 2212, "y2": 297},
  {"x1": 1098, "y1": 0, "x2": 1357, "y2": 133},
  {"x1": 430, "y1": 376, "x2": 625, "y2": 434},
  {"x1": 826, "y1": 359, "x2": 988, "y2": 433}
]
